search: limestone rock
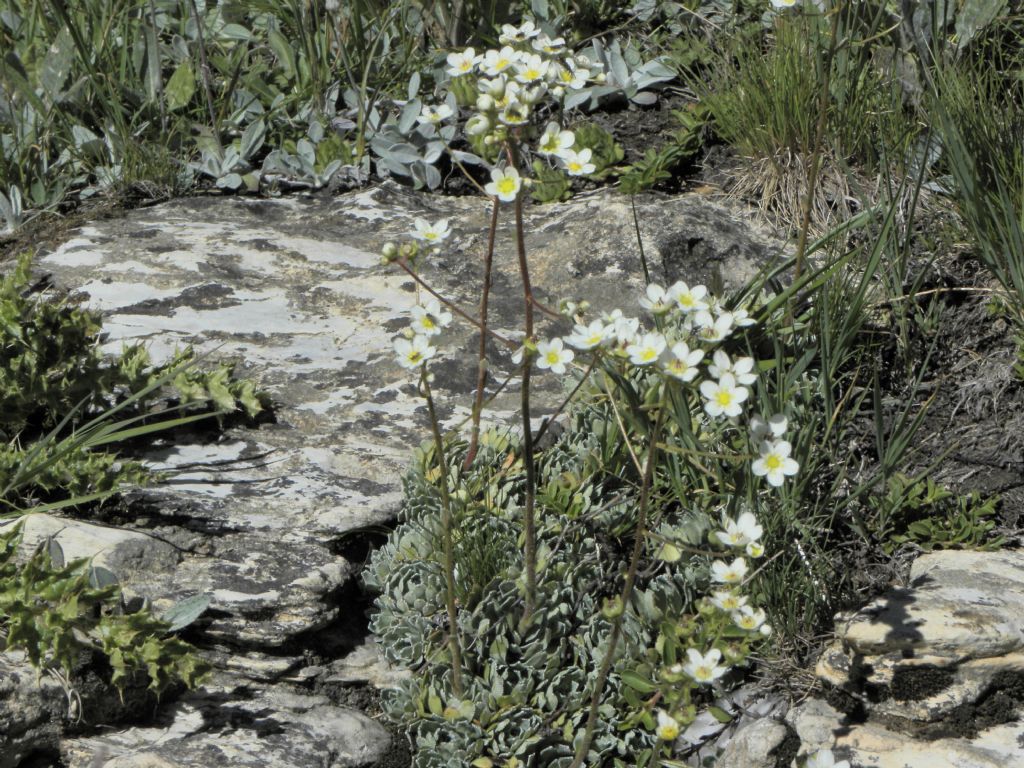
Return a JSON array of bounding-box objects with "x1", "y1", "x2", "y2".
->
[
  {"x1": 789, "y1": 697, "x2": 1024, "y2": 768},
  {"x1": 713, "y1": 717, "x2": 789, "y2": 768},
  {"x1": 0, "y1": 514, "x2": 179, "y2": 575},
  {"x1": 837, "y1": 549, "x2": 1024, "y2": 659},
  {"x1": 323, "y1": 638, "x2": 411, "y2": 689},
  {"x1": 61, "y1": 673, "x2": 391, "y2": 768},
  {"x1": 0, "y1": 654, "x2": 64, "y2": 768},
  {"x1": 817, "y1": 549, "x2": 1024, "y2": 724}
]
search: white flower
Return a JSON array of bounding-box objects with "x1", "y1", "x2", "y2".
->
[
  {"x1": 477, "y1": 75, "x2": 507, "y2": 98},
  {"x1": 752, "y1": 440, "x2": 799, "y2": 487},
  {"x1": 446, "y1": 47, "x2": 480, "y2": 77},
  {"x1": 746, "y1": 540, "x2": 765, "y2": 558},
  {"x1": 732, "y1": 605, "x2": 768, "y2": 632},
  {"x1": 694, "y1": 309, "x2": 735, "y2": 342},
  {"x1": 603, "y1": 310, "x2": 640, "y2": 346},
  {"x1": 700, "y1": 373, "x2": 748, "y2": 418},
  {"x1": 771, "y1": 0, "x2": 800, "y2": 8},
  {"x1": 499, "y1": 101, "x2": 530, "y2": 126},
  {"x1": 710, "y1": 590, "x2": 747, "y2": 612},
  {"x1": 760, "y1": 623, "x2": 773, "y2": 637},
  {"x1": 663, "y1": 342, "x2": 704, "y2": 382},
  {"x1": 711, "y1": 557, "x2": 748, "y2": 585},
  {"x1": 667, "y1": 281, "x2": 709, "y2": 313},
  {"x1": 514, "y1": 53, "x2": 549, "y2": 83},
  {"x1": 682, "y1": 648, "x2": 729, "y2": 684},
  {"x1": 498, "y1": 19, "x2": 540, "y2": 44},
  {"x1": 733, "y1": 307, "x2": 757, "y2": 327},
  {"x1": 554, "y1": 61, "x2": 589, "y2": 90},
  {"x1": 465, "y1": 114, "x2": 490, "y2": 136},
  {"x1": 518, "y1": 83, "x2": 547, "y2": 105},
  {"x1": 626, "y1": 332, "x2": 667, "y2": 366},
  {"x1": 484, "y1": 167, "x2": 522, "y2": 202},
  {"x1": 715, "y1": 511, "x2": 763, "y2": 548},
  {"x1": 538, "y1": 123, "x2": 575, "y2": 157},
  {"x1": 394, "y1": 335, "x2": 435, "y2": 369},
  {"x1": 559, "y1": 147, "x2": 596, "y2": 176},
  {"x1": 536, "y1": 337, "x2": 574, "y2": 374},
  {"x1": 410, "y1": 297, "x2": 453, "y2": 337},
  {"x1": 534, "y1": 34, "x2": 567, "y2": 55},
  {"x1": 708, "y1": 350, "x2": 757, "y2": 386},
  {"x1": 638, "y1": 283, "x2": 673, "y2": 315},
  {"x1": 410, "y1": 218, "x2": 451, "y2": 243},
  {"x1": 750, "y1": 413, "x2": 788, "y2": 441},
  {"x1": 417, "y1": 103, "x2": 454, "y2": 125},
  {"x1": 565, "y1": 319, "x2": 611, "y2": 351},
  {"x1": 655, "y1": 710, "x2": 680, "y2": 741},
  {"x1": 804, "y1": 749, "x2": 850, "y2": 768},
  {"x1": 481, "y1": 46, "x2": 519, "y2": 77}
]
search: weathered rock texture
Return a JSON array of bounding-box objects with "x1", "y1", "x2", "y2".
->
[
  {"x1": 1, "y1": 182, "x2": 784, "y2": 767},
  {"x1": 791, "y1": 549, "x2": 1024, "y2": 768}
]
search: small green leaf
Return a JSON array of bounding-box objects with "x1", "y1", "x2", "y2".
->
[{"x1": 165, "y1": 60, "x2": 196, "y2": 111}]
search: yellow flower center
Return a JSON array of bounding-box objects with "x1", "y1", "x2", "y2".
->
[
  {"x1": 525, "y1": 68, "x2": 541, "y2": 79},
  {"x1": 560, "y1": 70, "x2": 573, "y2": 83},
  {"x1": 546, "y1": 351, "x2": 560, "y2": 364},
  {"x1": 568, "y1": 161, "x2": 582, "y2": 172},
  {"x1": 641, "y1": 348, "x2": 657, "y2": 361},
  {"x1": 679, "y1": 295, "x2": 694, "y2": 307},
  {"x1": 421, "y1": 317, "x2": 435, "y2": 329},
  {"x1": 695, "y1": 665, "x2": 713, "y2": 681},
  {"x1": 716, "y1": 391, "x2": 733, "y2": 407},
  {"x1": 408, "y1": 351, "x2": 422, "y2": 364},
  {"x1": 497, "y1": 177, "x2": 517, "y2": 195},
  {"x1": 424, "y1": 232, "x2": 438, "y2": 241},
  {"x1": 765, "y1": 454, "x2": 782, "y2": 470},
  {"x1": 496, "y1": 57, "x2": 509, "y2": 69},
  {"x1": 657, "y1": 723, "x2": 680, "y2": 741}
]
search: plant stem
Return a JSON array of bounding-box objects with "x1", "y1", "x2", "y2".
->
[
  {"x1": 464, "y1": 198, "x2": 500, "y2": 469},
  {"x1": 568, "y1": 392, "x2": 667, "y2": 768},
  {"x1": 420, "y1": 366, "x2": 464, "y2": 697},
  {"x1": 395, "y1": 259, "x2": 514, "y2": 349},
  {"x1": 512, "y1": 150, "x2": 539, "y2": 626}
]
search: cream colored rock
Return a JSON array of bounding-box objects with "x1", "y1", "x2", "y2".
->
[
  {"x1": 838, "y1": 549, "x2": 1024, "y2": 659},
  {"x1": 714, "y1": 717, "x2": 788, "y2": 768},
  {"x1": 0, "y1": 513, "x2": 178, "y2": 574}
]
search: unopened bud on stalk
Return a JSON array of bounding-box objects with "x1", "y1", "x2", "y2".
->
[
  {"x1": 601, "y1": 596, "x2": 624, "y2": 619},
  {"x1": 381, "y1": 242, "x2": 398, "y2": 263},
  {"x1": 476, "y1": 94, "x2": 495, "y2": 112}
]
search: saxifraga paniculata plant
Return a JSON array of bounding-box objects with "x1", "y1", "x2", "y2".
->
[{"x1": 369, "y1": 15, "x2": 803, "y2": 768}]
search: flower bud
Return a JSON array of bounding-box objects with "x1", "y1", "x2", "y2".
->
[
  {"x1": 594, "y1": 72, "x2": 606, "y2": 84},
  {"x1": 381, "y1": 241, "x2": 398, "y2": 262},
  {"x1": 476, "y1": 94, "x2": 495, "y2": 112},
  {"x1": 601, "y1": 596, "x2": 624, "y2": 619},
  {"x1": 552, "y1": 85, "x2": 565, "y2": 99},
  {"x1": 466, "y1": 114, "x2": 491, "y2": 136}
]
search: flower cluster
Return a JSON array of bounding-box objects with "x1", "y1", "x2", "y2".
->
[
  {"x1": 426, "y1": 20, "x2": 604, "y2": 201},
  {"x1": 393, "y1": 294, "x2": 453, "y2": 370}
]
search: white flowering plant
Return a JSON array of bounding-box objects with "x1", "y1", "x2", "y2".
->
[{"x1": 371, "y1": 16, "x2": 806, "y2": 768}]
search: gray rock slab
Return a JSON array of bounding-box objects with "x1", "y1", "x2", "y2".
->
[
  {"x1": 818, "y1": 549, "x2": 1024, "y2": 723},
  {"x1": 60, "y1": 673, "x2": 390, "y2": 768},
  {"x1": 36, "y1": 183, "x2": 785, "y2": 653},
  {"x1": 789, "y1": 697, "x2": 1024, "y2": 768},
  {"x1": 0, "y1": 654, "x2": 65, "y2": 768},
  {"x1": 836, "y1": 549, "x2": 1024, "y2": 659},
  {"x1": 713, "y1": 717, "x2": 788, "y2": 768}
]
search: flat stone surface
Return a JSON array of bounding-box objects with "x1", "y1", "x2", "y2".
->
[
  {"x1": 27, "y1": 183, "x2": 785, "y2": 768},
  {"x1": 838, "y1": 549, "x2": 1024, "y2": 659},
  {"x1": 790, "y1": 697, "x2": 1024, "y2": 768},
  {"x1": 61, "y1": 672, "x2": 390, "y2": 768},
  {"x1": 713, "y1": 717, "x2": 788, "y2": 768},
  {"x1": 0, "y1": 654, "x2": 65, "y2": 768},
  {"x1": 35, "y1": 182, "x2": 784, "y2": 652}
]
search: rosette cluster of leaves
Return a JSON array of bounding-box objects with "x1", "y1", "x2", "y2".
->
[{"x1": 370, "y1": 270, "x2": 801, "y2": 766}]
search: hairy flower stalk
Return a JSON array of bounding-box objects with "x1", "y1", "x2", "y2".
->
[
  {"x1": 420, "y1": 367, "x2": 464, "y2": 696},
  {"x1": 569, "y1": 392, "x2": 668, "y2": 768},
  {"x1": 464, "y1": 198, "x2": 500, "y2": 469},
  {"x1": 513, "y1": 147, "x2": 540, "y2": 626}
]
